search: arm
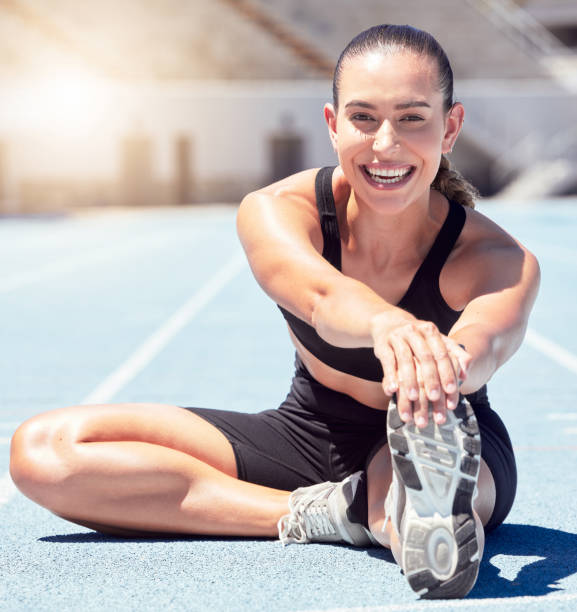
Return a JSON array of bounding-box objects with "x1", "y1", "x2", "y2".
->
[
  {"x1": 237, "y1": 171, "x2": 415, "y2": 348},
  {"x1": 449, "y1": 241, "x2": 540, "y2": 395},
  {"x1": 370, "y1": 217, "x2": 539, "y2": 423},
  {"x1": 237, "y1": 172, "x2": 463, "y2": 417}
]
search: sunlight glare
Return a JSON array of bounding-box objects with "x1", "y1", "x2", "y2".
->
[{"x1": 14, "y1": 70, "x2": 118, "y2": 138}]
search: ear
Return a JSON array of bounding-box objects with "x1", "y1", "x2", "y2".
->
[
  {"x1": 324, "y1": 103, "x2": 338, "y2": 152},
  {"x1": 442, "y1": 102, "x2": 465, "y2": 154}
]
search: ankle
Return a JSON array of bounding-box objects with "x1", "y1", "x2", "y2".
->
[{"x1": 367, "y1": 516, "x2": 391, "y2": 548}]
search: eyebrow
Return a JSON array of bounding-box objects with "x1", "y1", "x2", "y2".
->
[
  {"x1": 395, "y1": 100, "x2": 431, "y2": 110},
  {"x1": 344, "y1": 100, "x2": 431, "y2": 110}
]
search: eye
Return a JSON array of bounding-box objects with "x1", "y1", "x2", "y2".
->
[
  {"x1": 400, "y1": 115, "x2": 424, "y2": 123},
  {"x1": 350, "y1": 113, "x2": 376, "y2": 122}
]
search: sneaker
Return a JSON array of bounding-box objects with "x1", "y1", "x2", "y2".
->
[
  {"x1": 385, "y1": 398, "x2": 482, "y2": 599},
  {"x1": 277, "y1": 471, "x2": 377, "y2": 547}
]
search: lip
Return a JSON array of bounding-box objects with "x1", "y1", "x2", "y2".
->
[{"x1": 361, "y1": 164, "x2": 416, "y2": 190}]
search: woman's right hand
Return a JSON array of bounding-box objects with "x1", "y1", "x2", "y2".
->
[{"x1": 371, "y1": 315, "x2": 471, "y2": 426}]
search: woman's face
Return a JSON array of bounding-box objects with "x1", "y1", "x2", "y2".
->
[{"x1": 325, "y1": 50, "x2": 463, "y2": 214}]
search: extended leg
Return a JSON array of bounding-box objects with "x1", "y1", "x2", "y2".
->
[{"x1": 366, "y1": 400, "x2": 496, "y2": 598}]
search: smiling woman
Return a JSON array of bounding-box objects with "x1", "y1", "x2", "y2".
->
[
  {"x1": 328, "y1": 28, "x2": 477, "y2": 213},
  {"x1": 10, "y1": 24, "x2": 539, "y2": 602}
]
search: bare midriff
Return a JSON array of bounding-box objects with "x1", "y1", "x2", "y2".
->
[{"x1": 288, "y1": 328, "x2": 390, "y2": 411}]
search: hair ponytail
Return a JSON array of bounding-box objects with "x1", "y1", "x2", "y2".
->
[{"x1": 431, "y1": 155, "x2": 479, "y2": 209}]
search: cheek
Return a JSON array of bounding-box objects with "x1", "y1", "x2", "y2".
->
[
  {"x1": 336, "y1": 132, "x2": 369, "y2": 165},
  {"x1": 407, "y1": 125, "x2": 444, "y2": 154}
]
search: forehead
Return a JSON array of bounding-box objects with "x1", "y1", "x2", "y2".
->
[{"x1": 338, "y1": 50, "x2": 441, "y2": 107}]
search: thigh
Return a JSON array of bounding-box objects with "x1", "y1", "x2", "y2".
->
[
  {"x1": 13, "y1": 403, "x2": 238, "y2": 478},
  {"x1": 186, "y1": 406, "x2": 326, "y2": 491},
  {"x1": 186, "y1": 373, "x2": 390, "y2": 491}
]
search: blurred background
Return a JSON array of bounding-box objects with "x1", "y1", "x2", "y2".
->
[{"x1": 0, "y1": 0, "x2": 576, "y2": 215}]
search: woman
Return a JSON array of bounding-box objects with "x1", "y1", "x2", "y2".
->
[{"x1": 10, "y1": 25, "x2": 539, "y2": 600}]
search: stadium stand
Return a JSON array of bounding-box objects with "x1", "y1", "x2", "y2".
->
[
  {"x1": 0, "y1": 0, "x2": 570, "y2": 80},
  {"x1": 0, "y1": 0, "x2": 576, "y2": 210}
]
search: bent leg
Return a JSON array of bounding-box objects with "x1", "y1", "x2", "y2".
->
[{"x1": 10, "y1": 403, "x2": 290, "y2": 537}]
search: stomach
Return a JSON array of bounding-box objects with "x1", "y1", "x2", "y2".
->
[{"x1": 288, "y1": 329, "x2": 390, "y2": 411}]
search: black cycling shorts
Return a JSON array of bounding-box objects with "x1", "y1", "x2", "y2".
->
[{"x1": 185, "y1": 360, "x2": 516, "y2": 533}]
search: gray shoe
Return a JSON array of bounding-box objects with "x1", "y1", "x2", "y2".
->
[
  {"x1": 277, "y1": 471, "x2": 377, "y2": 547},
  {"x1": 385, "y1": 398, "x2": 482, "y2": 599}
]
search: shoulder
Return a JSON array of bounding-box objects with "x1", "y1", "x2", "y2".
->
[
  {"x1": 459, "y1": 205, "x2": 539, "y2": 269},
  {"x1": 240, "y1": 168, "x2": 320, "y2": 219},
  {"x1": 238, "y1": 169, "x2": 319, "y2": 238},
  {"x1": 459, "y1": 205, "x2": 518, "y2": 253},
  {"x1": 238, "y1": 167, "x2": 350, "y2": 245},
  {"x1": 447, "y1": 204, "x2": 540, "y2": 304},
  {"x1": 257, "y1": 168, "x2": 319, "y2": 200},
  {"x1": 248, "y1": 166, "x2": 349, "y2": 205}
]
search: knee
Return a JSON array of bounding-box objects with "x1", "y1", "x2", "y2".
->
[
  {"x1": 9, "y1": 410, "x2": 77, "y2": 507},
  {"x1": 474, "y1": 459, "x2": 496, "y2": 528}
]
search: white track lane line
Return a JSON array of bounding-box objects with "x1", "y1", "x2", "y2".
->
[
  {"x1": 526, "y1": 330, "x2": 577, "y2": 436},
  {"x1": 525, "y1": 328, "x2": 577, "y2": 376},
  {"x1": 0, "y1": 251, "x2": 247, "y2": 510},
  {"x1": 547, "y1": 414, "x2": 577, "y2": 435},
  {"x1": 301, "y1": 591, "x2": 577, "y2": 611},
  {"x1": 80, "y1": 250, "x2": 247, "y2": 405}
]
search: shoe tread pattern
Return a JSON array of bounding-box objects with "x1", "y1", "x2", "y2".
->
[{"x1": 387, "y1": 399, "x2": 481, "y2": 600}]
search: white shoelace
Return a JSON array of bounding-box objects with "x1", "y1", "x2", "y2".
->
[{"x1": 278, "y1": 484, "x2": 337, "y2": 545}]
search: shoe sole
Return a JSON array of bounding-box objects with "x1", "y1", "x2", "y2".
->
[{"x1": 387, "y1": 399, "x2": 481, "y2": 599}]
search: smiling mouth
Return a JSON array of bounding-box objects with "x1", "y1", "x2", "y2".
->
[{"x1": 362, "y1": 165, "x2": 415, "y2": 185}]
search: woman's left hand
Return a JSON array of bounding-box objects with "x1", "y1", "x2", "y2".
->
[{"x1": 373, "y1": 318, "x2": 471, "y2": 425}]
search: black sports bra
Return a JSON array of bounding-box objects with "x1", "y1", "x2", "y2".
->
[{"x1": 277, "y1": 166, "x2": 466, "y2": 383}]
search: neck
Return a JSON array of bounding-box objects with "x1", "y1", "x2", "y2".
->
[{"x1": 341, "y1": 188, "x2": 446, "y2": 271}]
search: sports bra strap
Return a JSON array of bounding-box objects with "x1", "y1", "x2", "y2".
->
[
  {"x1": 315, "y1": 166, "x2": 341, "y2": 270},
  {"x1": 313, "y1": 166, "x2": 466, "y2": 284},
  {"x1": 411, "y1": 199, "x2": 466, "y2": 285}
]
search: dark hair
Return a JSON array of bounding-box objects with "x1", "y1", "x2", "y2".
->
[{"x1": 333, "y1": 24, "x2": 478, "y2": 208}]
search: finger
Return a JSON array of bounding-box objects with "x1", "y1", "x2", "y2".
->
[
  {"x1": 376, "y1": 344, "x2": 398, "y2": 396},
  {"x1": 404, "y1": 326, "x2": 442, "y2": 403},
  {"x1": 445, "y1": 339, "x2": 472, "y2": 380},
  {"x1": 444, "y1": 351, "x2": 461, "y2": 411},
  {"x1": 396, "y1": 386, "x2": 414, "y2": 423},
  {"x1": 426, "y1": 333, "x2": 459, "y2": 396},
  {"x1": 388, "y1": 336, "x2": 419, "y2": 403},
  {"x1": 412, "y1": 383, "x2": 430, "y2": 429},
  {"x1": 427, "y1": 350, "x2": 447, "y2": 425},
  {"x1": 443, "y1": 339, "x2": 471, "y2": 409},
  {"x1": 430, "y1": 381, "x2": 448, "y2": 424}
]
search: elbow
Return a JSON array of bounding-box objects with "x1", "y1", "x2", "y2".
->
[{"x1": 236, "y1": 191, "x2": 258, "y2": 242}]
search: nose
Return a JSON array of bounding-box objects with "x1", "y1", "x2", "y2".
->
[{"x1": 373, "y1": 120, "x2": 399, "y2": 153}]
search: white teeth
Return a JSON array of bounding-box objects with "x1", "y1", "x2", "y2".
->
[
  {"x1": 365, "y1": 166, "x2": 412, "y2": 184},
  {"x1": 369, "y1": 167, "x2": 411, "y2": 177}
]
